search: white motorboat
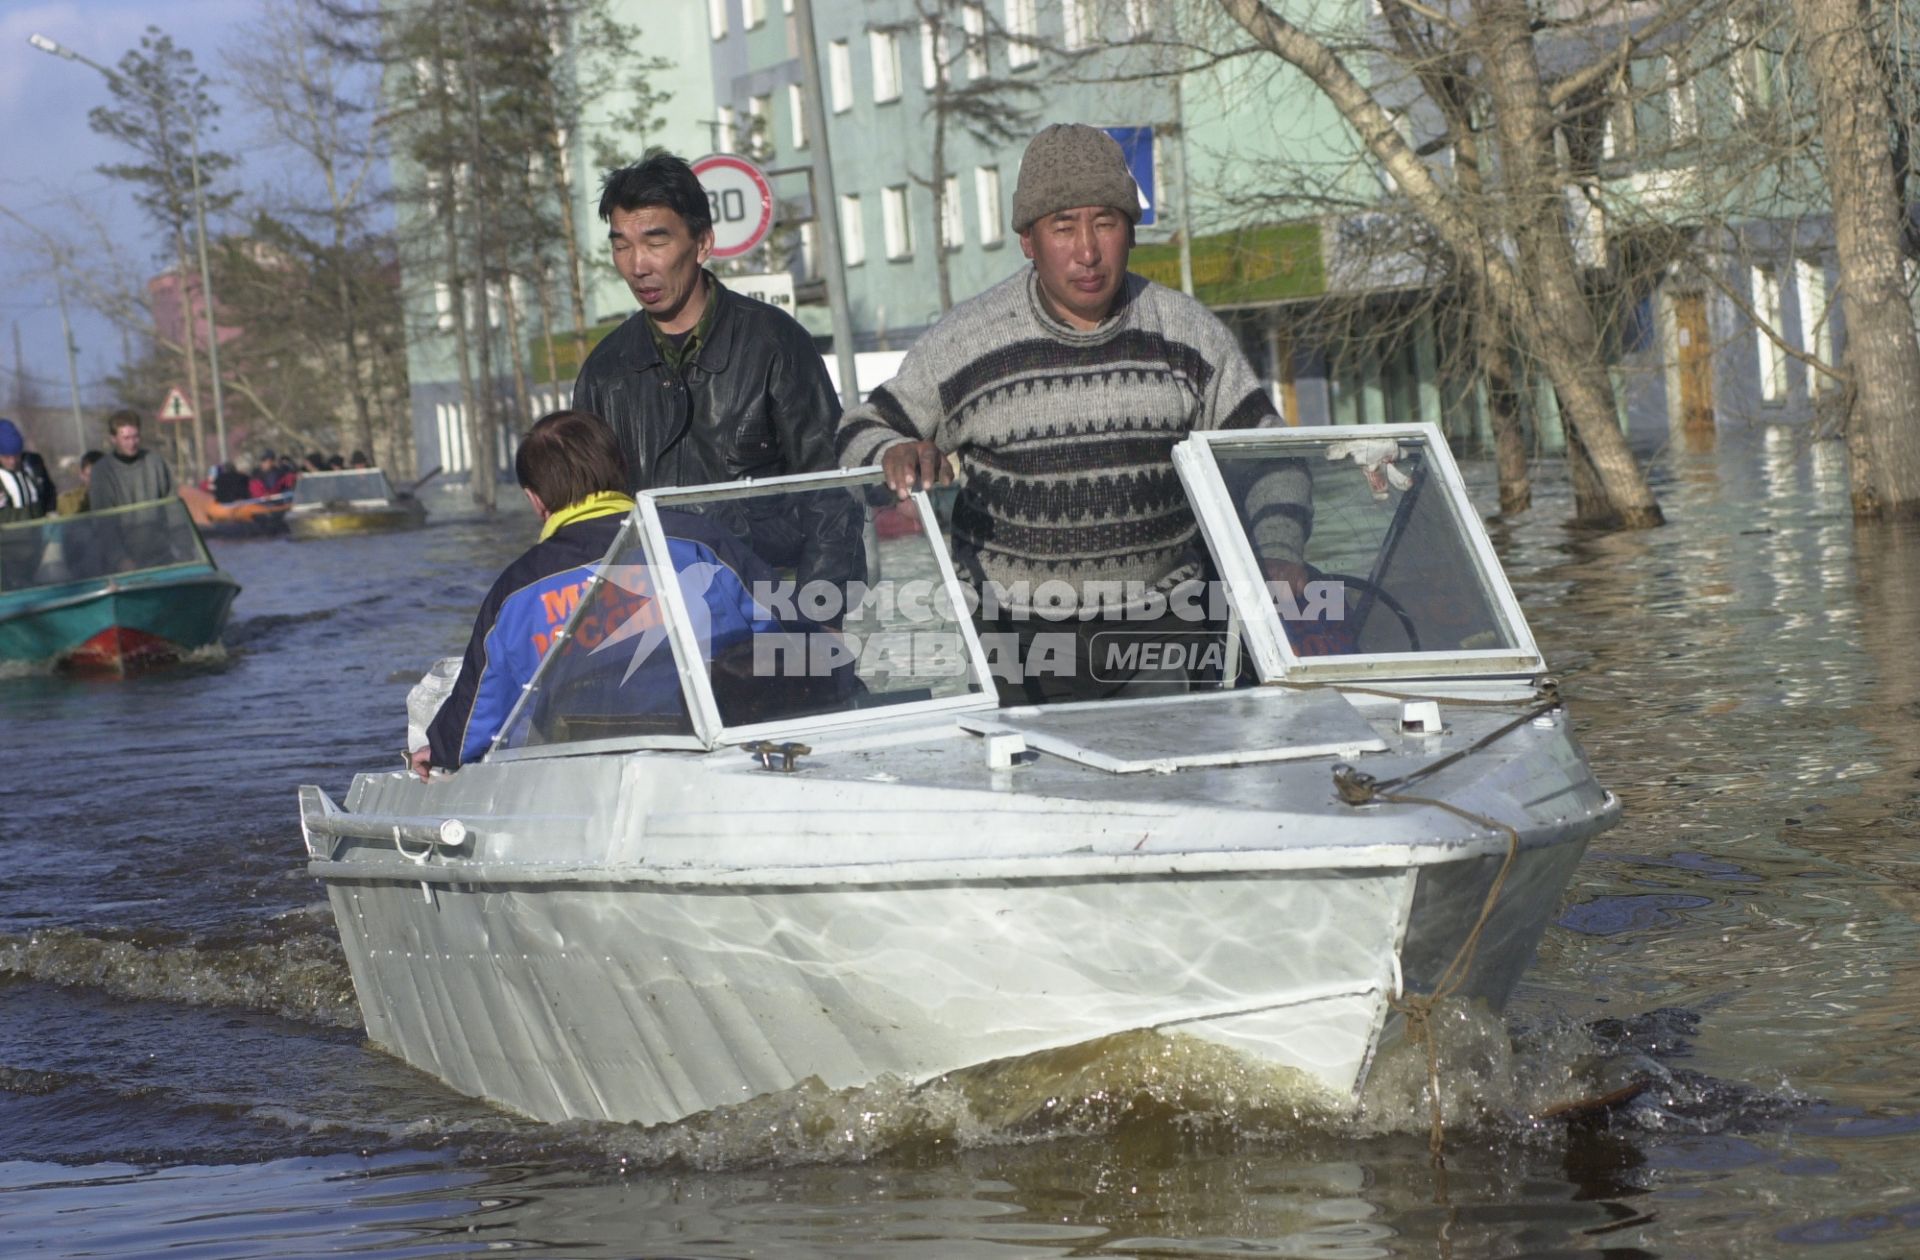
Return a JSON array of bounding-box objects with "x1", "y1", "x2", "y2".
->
[{"x1": 299, "y1": 424, "x2": 1618, "y2": 1126}]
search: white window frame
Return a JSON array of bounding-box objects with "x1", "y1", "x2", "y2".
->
[
  {"x1": 708, "y1": 0, "x2": 728, "y2": 41},
  {"x1": 871, "y1": 28, "x2": 903, "y2": 103},
  {"x1": 841, "y1": 193, "x2": 866, "y2": 266},
  {"x1": 976, "y1": 165, "x2": 1003, "y2": 245},
  {"x1": 1795, "y1": 257, "x2": 1832, "y2": 396},
  {"x1": 882, "y1": 183, "x2": 914, "y2": 259},
  {"x1": 829, "y1": 40, "x2": 854, "y2": 113},
  {"x1": 1666, "y1": 55, "x2": 1697, "y2": 145},
  {"x1": 1752, "y1": 264, "x2": 1786, "y2": 403},
  {"x1": 717, "y1": 104, "x2": 737, "y2": 153},
  {"x1": 788, "y1": 83, "x2": 808, "y2": 148},
  {"x1": 1063, "y1": 0, "x2": 1091, "y2": 51},
  {"x1": 921, "y1": 18, "x2": 950, "y2": 90},
  {"x1": 1125, "y1": 0, "x2": 1152, "y2": 38},
  {"x1": 962, "y1": 4, "x2": 988, "y2": 78},
  {"x1": 1007, "y1": 0, "x2": 1038, "y2": 69},
  {"x1": 745, "y1": 0, "x2": 765, "y2": 30},
  {"x1": 799, "y1": 220, "x2": 820, "y2": 279},
  {"x1": 940, "y1": 175, "x2": 965, "y2": 250}
]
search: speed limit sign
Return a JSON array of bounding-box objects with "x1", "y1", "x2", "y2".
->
[{"x1": 692, "y1": 154, "x2": 775, "y2": 259}]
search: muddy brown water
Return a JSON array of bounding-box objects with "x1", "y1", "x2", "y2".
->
[{"x1": 2, "y1": 431, "x2": 1916, "y2": 1257}]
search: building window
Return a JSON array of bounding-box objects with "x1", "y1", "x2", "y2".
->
[
  {"x1": 1063, "y1": 0, "x2": 1092, "y2": 51},
  {"x1": 1752, "y1": 265, "x2": 1786, "y2": 402},
  {"x1": 1007, "y1": 0, "x2": 1037, "y2": 69},
  {"x1": 717, "y1": 104, "x2": 737, "y2": 153},
  {"x1": 708, "y1": 0, "x2": 728, "y2": 40},
  {"x1": 1665, "y1": 55, "x2": 1697, "y2": 145},
  {"x1": 883, "y1": 184, "x2": 913, "y2": 259},
  {"x1": 783, "y1": 0, "x2": 794, "y2": 12},
  {"x1": 1124, "y1": 0, "x2": 1152, "y2": 37},
  {"x1": 748, "y1": 94, "x2": 771, "y2": 159},
  {"x1": 976, "y1": 164, "x2": 1003, "y2": 244},
  {"x1": 1730, "y1": 16, "x2": 1783, "y2": 120},
  {"x1": 799, "y1": 220, "x2": 820, "y2": 279},
  {"x1": 788, "y1": 83, "x2": 807, "y2": 148},
  {"x1": 921, "y1": 19, "x2": 949, "y2": 91},
  {"x1": 841, "y1": 193, "x2": 865, "y2": 266},
  {"x1": 745, "y1": 0, "x2": 765, "y2": 30},
  {"x1": 962, "y1": 4, "x2": 988, "y2": 78},
  {"x1": 871, "y1": 28, "x2": 903, "y2": 103},
  {"x1": 1602, "y1": 88, "x2": 1635, "y2": 160},
  {"x1": 1796, "y1": 257, "x2": 1832, "y2": 395},
  {"x1": 941, "y1": 175, "x2": 965, "y2": 250},
  {"x1": 829, "y1": 40, "x2": 853, "y2": 113}
]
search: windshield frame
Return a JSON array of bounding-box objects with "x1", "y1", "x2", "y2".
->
[
  {"x1": 290, "y1": 469, "x2": 397, "y2": 508},
  {"x1": 1173, "y1": 423, "x2": 1545, "y2": 683},
  {"x1": 641, "y1": 467, "x2": 999, "y2": 747},
  {"x1": 487, "y1": 466, "x2": 998, "y2": 763}
]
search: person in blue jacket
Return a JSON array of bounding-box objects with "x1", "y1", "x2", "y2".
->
[{"x1": 415, "y1": 408, "x2": 780, "y2": 776}]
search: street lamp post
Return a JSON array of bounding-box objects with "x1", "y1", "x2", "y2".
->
[{"x1": 30, "y1": 31, "x2": 229, "y2": 466}]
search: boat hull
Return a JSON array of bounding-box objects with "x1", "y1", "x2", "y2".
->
[
  {"x1": 288, "y1": 503, "x2": 426, "y2": 540},
  {"x1": 303, "y1": 694, "x2": 1612, "y2": 1127},
  {"x1": 0, "y1": 569, "x2": 239, "y2": 671},
  {"x1": 320, "y1": 866, "x2": 1434, "y2": 1125}
]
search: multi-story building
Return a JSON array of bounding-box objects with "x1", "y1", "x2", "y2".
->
[{"x1": 397, "y1": 0, "x2": 1847, "y2": 482}]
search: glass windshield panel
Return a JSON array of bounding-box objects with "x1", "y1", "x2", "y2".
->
[
  {"x1": 0, "y1": 498, "x2": 207, "y2": 592},
  {"x1": 1217, "y1": 434, "x2": 1522, "y2": 658},
  {"x1": 493, "y1": 518, "x2": 696, "y2": 751},
  {"x1": 292, "y1": 470, "x2": 394, "y2": 505},
  {"x1": 651, "y1": 480, "x2": 985, "y2": 730}
]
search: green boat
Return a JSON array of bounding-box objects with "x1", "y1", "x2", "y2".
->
[{"x1": 0, "y1": 498, "x2": 241, "y2": 672}]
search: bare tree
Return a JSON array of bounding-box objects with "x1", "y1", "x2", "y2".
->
[
  {"x1": 88, "y1": 26, "x2": 238, "y2": 474},
  {"x1": 1787, "y1": 0, "x2": 1920, "y2": 517}
]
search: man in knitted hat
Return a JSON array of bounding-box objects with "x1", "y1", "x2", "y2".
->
[
  {"x1": 835, "y1": 123, "x2": 1309, "y2": 702},
  {"x1": 0, "y1": 418, "x2": 58, "y2": 522}
]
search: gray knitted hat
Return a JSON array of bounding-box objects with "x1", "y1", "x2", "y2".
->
[{"x1": 1011, "y1": 123, "x2": 1142, "y2": 233}]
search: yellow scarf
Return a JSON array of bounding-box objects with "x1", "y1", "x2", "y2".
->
[{"x1": 539, "y1": 490, "x2": 635, "y2": 541}]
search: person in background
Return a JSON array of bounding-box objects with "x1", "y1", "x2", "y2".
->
[
  {"x1": 82, "y1": 410, "x2": 175, "y2": 510},
  {"x1": 0, "y1": 418, "x2": 58, "y2": 522},
  {"x1": 250, "y1": 450, "x2": 294, "y2": 498},
  {"x1": 55, "y1": 450, "x2": 102, "y2": 516},
  {"x1": 349, "y1": 450, "x2": 370, "y2": 469},
  {"x1": 212, "y1": 458, "x2": 253, "y2": 503},
  {"x1": 415, "y1": 409, "x2": 779, "y2": 777}
]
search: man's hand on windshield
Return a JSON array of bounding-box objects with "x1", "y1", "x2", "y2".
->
[
  {"x1": 881, "y1": 440, "x2": 951, "y2": 500},
  {"x1": 408, "y1": 747, "x2": 433, "y2": 783}
]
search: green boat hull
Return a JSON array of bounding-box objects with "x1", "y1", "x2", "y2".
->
[{"x1": 0, "y1": 566, "x2": 240, "y2": 670}]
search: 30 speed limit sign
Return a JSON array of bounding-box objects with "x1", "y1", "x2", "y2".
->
[{"x1": 692, "y1": 154, "x2": 774, "y2": 259}]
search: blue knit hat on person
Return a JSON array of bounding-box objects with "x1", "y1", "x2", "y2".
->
[{"x1": 0, "y1": 418, "x2": 24, "y2": 456}]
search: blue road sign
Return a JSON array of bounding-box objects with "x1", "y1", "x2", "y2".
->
[{"x1": 1103, "y1": 126, "x2": 1156, "y2": 226}]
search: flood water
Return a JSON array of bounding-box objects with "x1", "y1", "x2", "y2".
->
[{"x1": 3, "y1": 427, "x2": 1917, "y2": 1258}]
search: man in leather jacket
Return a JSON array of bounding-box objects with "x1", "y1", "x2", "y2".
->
[{"x1": 572, "y1": 149, "x2": 861, "y2": 594}]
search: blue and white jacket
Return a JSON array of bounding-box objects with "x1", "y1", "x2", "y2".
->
[{"x1": 426, "y1": 498, "x2": 778, "y2": 769}]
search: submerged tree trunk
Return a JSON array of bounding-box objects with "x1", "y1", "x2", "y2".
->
[
  {"x1": 1792, "y1": 0, "x2": 1920, "y2": 517},
  {"x1": 1214, "y1": 0, "x2": 1660, "y2": 527},
  {"x1": 1474, "y1": 0, "x2": 1659, "y2": 527}
]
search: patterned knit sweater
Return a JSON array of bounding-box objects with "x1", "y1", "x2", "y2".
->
[{"x1": 836, "y1": 268, "x2": 1305, "y2": 616}]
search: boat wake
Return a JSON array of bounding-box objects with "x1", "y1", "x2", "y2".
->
[{"x1": 0, "y1": 927, "x2": 361, "y2": 1028}]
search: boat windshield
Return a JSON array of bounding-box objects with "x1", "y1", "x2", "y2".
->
[
  {"x1": 0, "y1": 497, "x2": 210, "y2": 593},
  {"x1": 1175, "y1": 425, "x2": 1542, "y2": 680},
  {"x1": 292, "y1": 470, "x2": 395, "y2": 506},
  {"x1": 491, "y1": 471, "x2": 994, "y2": 757}
]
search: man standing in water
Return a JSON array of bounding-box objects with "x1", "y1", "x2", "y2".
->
[{"x1": 86, "y1": 410, "x2": 176, "y2": 510}]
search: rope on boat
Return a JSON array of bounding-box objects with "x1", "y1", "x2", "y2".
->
[{"x1": 1328, "y1": 686, "x2": 1556, "y2": 1168}]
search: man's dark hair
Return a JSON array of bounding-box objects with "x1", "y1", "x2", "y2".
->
[
  {"x1": 105, "y1": 408, "x2": 141, "y2": 434},
  {"x1": 598, "y1": 148, "x2": 713, "y2": 238},
  {"x1": 516, "y1": 410, "x2": 629, "y2": 512}
]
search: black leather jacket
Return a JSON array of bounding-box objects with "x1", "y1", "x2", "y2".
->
[{"x1": 572, "y1": 273, "x2": 864, "y2": 591}]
